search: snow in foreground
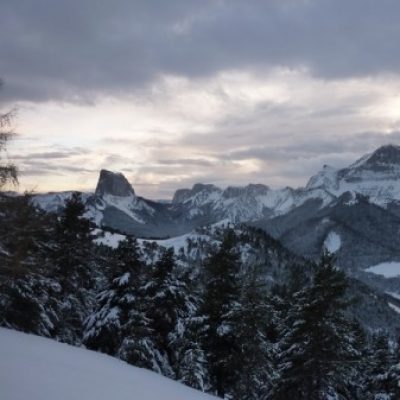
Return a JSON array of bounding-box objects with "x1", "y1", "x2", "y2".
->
[
  {"x1": 0, "y1": 328, "x2": 215, "y2": 400},
  {"x1": 365, "y1": 261, "x2": 400, "y2": 278}
]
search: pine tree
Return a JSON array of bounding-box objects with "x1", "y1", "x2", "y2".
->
[
  {"x1": 200, "y1": 229, "x2": 242, "y2": 398},
  {"x1": 178, "y1": 340, "x2": 207, "y2": 391},
  {"x1": 387, "y1": 342, "x2": 400, "y2": 400},
  {"x1": 52, "y1": 192, "x2": 95, "y2": 344},
  {"x1": 232, "y1": 265, "x2": 275, "y2": 400},
  {"x1": 113, "y1": 238, "x2": 164, "y2": 372},
  {"x1": 84, "y1": 237, "x2": 141, "y2": 353},
  {"x1": 170, "y1": 262, "x2": 208, "y2": 391},
  {"x1": 366, "y1": 333, "x2": 392, "y2": 399},
  {"x1": 0, "y1": 194, "x2": 59, "y2": 336},
  {"x1": 53, "y1": 192, "x2": 93, "y2": 291},
  {"x1": 346, "y1": 319, "x2": 369, "y2": 399},
  {"x1": 84, "y1": 237, "x2": 166, "y2": 372},
  {"x1": 270, "y1": 255, "x2": 362, "y2": 400},
  {"x1": 145, "y1": 247, "x2": 198, "y2": 378}
]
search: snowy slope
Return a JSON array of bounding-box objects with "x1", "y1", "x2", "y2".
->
[
  {"x1": 365, "y1": 262, "x2": 400, "y2": 278},
  {"x1": 0, "y1": 328, "x2": 215, "y2": 400}
]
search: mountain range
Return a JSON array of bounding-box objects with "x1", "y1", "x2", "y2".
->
[
  {"x1": 33, "y1": 144, "x2": 400, "y2": 288},
  {"x1": 36, "y1": 145, "x2": 400, "y2": 230}
]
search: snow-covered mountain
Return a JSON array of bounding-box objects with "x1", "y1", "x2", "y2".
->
[
  {"x1": 172, "y1": 182, "x2": 334, "y2": 222},
  {"x1": 86, "y1": 169, "x2": 159, "y2": 227},
  {"x1": 32, "y1": 144, "x2": 400, "y2": 240},
  {"x1": 0, "y1": 328, "x2": 215, "y2": 400},
  {"x1": 33, "y1": 191, "x2": 90, "y2": 213},
  {"x1": 307, "y1": 144, "x2": 400, "y2": 206}
]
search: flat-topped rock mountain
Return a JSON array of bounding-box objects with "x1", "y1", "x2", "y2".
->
[{"x1": 95, "y1": 169, "x2": 136, "y2": 198}]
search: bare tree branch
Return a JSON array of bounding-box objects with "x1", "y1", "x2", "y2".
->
[{"x1": 0, "y1": 82, "x2": 18, "y2": 188}]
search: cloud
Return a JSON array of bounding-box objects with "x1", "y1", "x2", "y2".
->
[
  {"x1": 157, "y1": 158, "x2": 214, "y2": 167},
  {"x1": 4, "y1": 1, "x2": 400, "y2": 197},
  {"x1": 9, "y1": 66, "x2": 400, "y2": 196},
  {"x1": 2, "y1": 0, "x2": 400, "y2": 103}
]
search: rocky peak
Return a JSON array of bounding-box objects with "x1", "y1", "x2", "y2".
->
[
  {"x1": 222, "y1": 184, "x2": 269, "y2": 199},
  {"x1": 95, "y1": 169, "x2": 135, "y2": 198},
  {"x1": 191, "y1": 183, "x2": 220, "y2": 194},
  {"x1": 362, "y1": 144, "x2": 400, "y2": 168},
  {"x1": 306, "y1": 164, "x2": 338, "y2": 190},
  {"x1": 172, "y1": 188, "x2": 192, "y2": 204},
  {"x1": 244, "y1": 183, "x2": 270, "y2": 196},
  {"x1": 172, "y1": 183, "x2": 221, "y2": 204}
]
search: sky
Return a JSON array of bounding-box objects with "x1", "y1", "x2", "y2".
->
[{"x1": 2, "y1": 0, "x2": 400, "y2": 198}]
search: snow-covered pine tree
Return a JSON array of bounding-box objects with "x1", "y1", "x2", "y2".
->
[
  {"x1": 0, "y1": 194, "x2": 59, "y2": 337},
  {"x1": 52, "y1": 192, "x2": 96, "y2": 344},
  {"x1": 145, "y1": 247, "x2": 198, "y2": 378},
  {"x1": 387, "y1": 340, "x2": 400, "y2": 400},
  {"x1": 174, "y1": 264, "x2": 208, "y2": 390},
  {"x1": 199, "y1": 229, "x2": 242, "y2": 398},
  {"x1": 114, "y1": 239, "x2": 166, "y2": 372},
  {"x1": 84, "y1": 237, "x2": 140, "y2": 352},
  {"x1": 365, "y1": 332, "x2": 393, "y2": 399},
  {"x1": 345, "y1": 319, "x2": 369, "y2": 399},
  {"x1": 84, "y1": 236, "x2": 165, "y2": 373},
  {"x1": 231, "y1": 265, "x2": 275, "y2": 400},
  {"x1": 270, "y1": 254, "x2": 363, "y2": 400},
  {"x1": 53, "y1": 192, "x2": 94, "y2": 291},
  {"x1": 178, "y1": 339, "x2": 207, "y2": 392},
  {"x1": 173, "y1": 268, "x2": 207, "y2": 392}
]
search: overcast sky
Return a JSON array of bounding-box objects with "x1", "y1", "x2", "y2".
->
[{"x1": 2, "y1": 0, "x2": 400, "y2": 198}]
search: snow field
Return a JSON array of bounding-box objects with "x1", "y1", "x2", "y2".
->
[{"x1": 0, "y1": 328, "x2": 215, "y2": 400}]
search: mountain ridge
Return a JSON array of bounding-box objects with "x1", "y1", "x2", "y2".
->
[{"x1": 33, "y1": 144, "x2": 400, "y2": 241}]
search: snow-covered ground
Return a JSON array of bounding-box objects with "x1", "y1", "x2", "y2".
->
[
  {"x1": 144, "y1": 233, "x2": 212, "y2": 253},
  {"x1": 386, "y1": 291, "x2": 400, "y2": 300},
  {"x1": 365, "y1": 262, "x2": 400, "y2": 278},
  {"x1": 0, "y1": 328, "x2": 215, "y2": 400},
  {"x1": 94, "y1": 230, "x2": 126, "y2": 248},
  {"x1": 324, "y1": 231, "x2": 341, "y2": 253},
  {"x1": 95, "y1": 229, "x2": 217, "y2": 255},
  {"x1": 388, "y1": 303, "x2": 400, "y2": 314}
]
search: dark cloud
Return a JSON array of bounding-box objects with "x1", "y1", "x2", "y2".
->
[
  {"x1": 1, "y1": 0, "x2": 400, "y2": 102},
  {"x1": 13, "y1": 149, "x2": 88, "y2": 160},
  {"x1": 224, "y1": 132, "x2": 400, "y2": 163},
  {"x1": 18, "y1": 158, "x2": 95, "y2": 176}
]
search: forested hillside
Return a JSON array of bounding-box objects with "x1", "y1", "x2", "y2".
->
[{"x1": 1, "y1": 192, "x2": 400, "y2": 399}]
